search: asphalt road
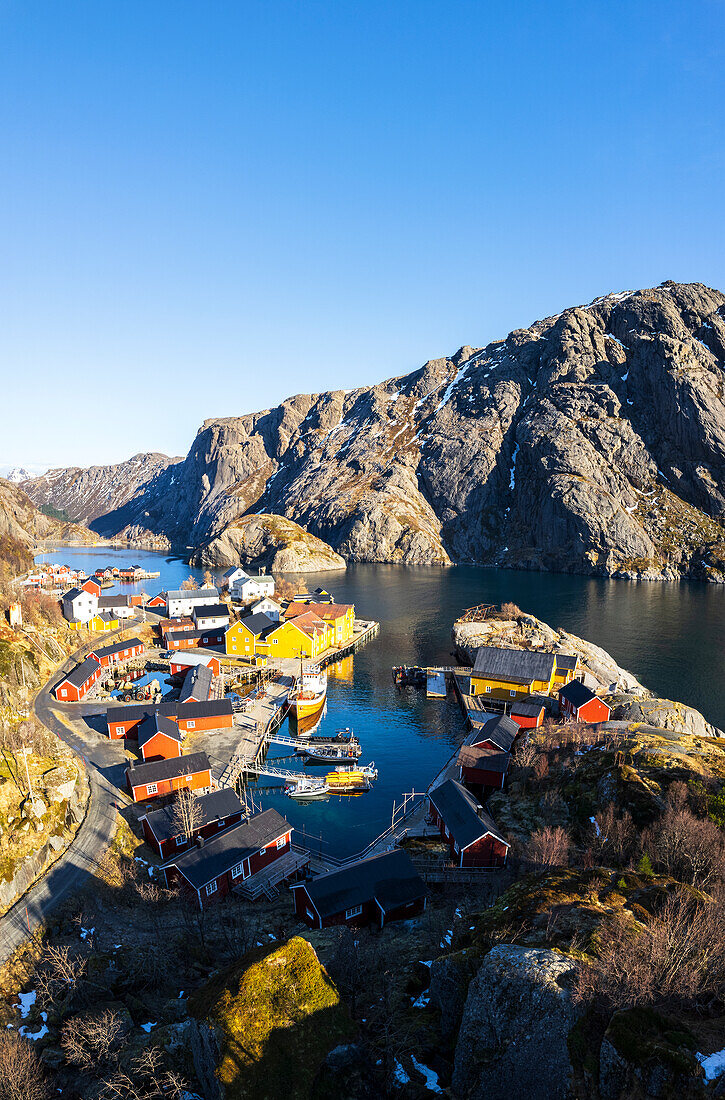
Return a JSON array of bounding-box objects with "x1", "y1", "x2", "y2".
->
[{"x1": 0, "y1": 621, "x2": 143, "y2": 966}]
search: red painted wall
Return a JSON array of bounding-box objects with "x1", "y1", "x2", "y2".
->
[
  {"x1": 143, "y1": 810, "x2": 244, "y2": 859},
  {"x1": 176, "y1": 712, "x2": 233, "y2": 733},
  {"x1": 140, "y1": 732, "x2": 182, "y2": 762},
  {"x1": 460, "y1": 765, "x2": 506, "y2": 790},
  {"x1": 127, "y1": 768, "x2": 212, "y2": 803}
]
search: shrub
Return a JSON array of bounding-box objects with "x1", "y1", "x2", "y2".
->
[
  {"x1": 0, "y1": 1032, "x2": 47, "y2": 1100},
  {"x1": 642, "y1": 806, "x2": 725, "y2": 889},
  {"x1": 636, "y1": 853, "x2": 654, "y2": 877},
  {"x1": 527, "y1": 826, "x2": 571, "y2": 868}
]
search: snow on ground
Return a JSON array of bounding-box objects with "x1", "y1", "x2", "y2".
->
[
  {"x1": 394, "y1": 1059, "x2": 411, "y2": 1085},
  {"x1": 436, "y1": 364, "x2": 471, "y2": 411},
  {"x1": 589, "y1": 816, "x2": 601, "y2": 836},
  {"x1": 697, "y1": 1048, "x2": 725, "y2": 1081},
  {"x1": 621, "y1": 371, "x2": 629, "y2": 381},
  {"x1": 411, "y1": 991, "x2": 430, "y2": 1008},
  {"x1": 20, "y1": 1013, "x2": 48, "y2": 1041},
  {"x1": 140, "y1": 1022, "x2": 157, "y2": 1033},
  {"x1": 17, "y1": 991, "x2": 36, "y2": 1018},
  {"x1": 80, "y1": 926, "x2": 94, "y2": 941},
  {"x1": 508, "y1": 443, "x2": 520, "y2": 491},
  {"x1": 411, "y1": 1055, "x2": 443, "y2": 1093}
]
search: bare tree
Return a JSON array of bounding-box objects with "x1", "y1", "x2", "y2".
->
[
  {"x1": 326, "y1": 928, "x2": 378, "y2": 1018},
  {"x1": 0, "y1": 1032, "x2": 48, "y2": 1100},
  {"x1": 574, "y1": 888, "x2": 725, "y2": 1011},
  {"x1": 202, "y1": 569, "x2": 213, "y2": 589},
  {"x1": 643, "y1": 806, "x2": 725, "y2": 889},
  {"x1": 591, "y1": 804, "x2": 636, "y2": 867},
  {"x1": 36, "y1": 945, "x2": 88, "y2": 1011},
  {"x1": 180, "y1": 575, "x2": 198, "y2": 591},
  {"x1": 100, "y1": 1047, "x2": 186, "y2": 1099},
  {"x1": 61, "y1": 1009, "x2": 125, "y2": 1071},
  {"x1": 171, "y1": 788, "x2": 203, "y2": 842},
  {"x1": 527, "y1": 825, "x2": 571, "y2": 868}
]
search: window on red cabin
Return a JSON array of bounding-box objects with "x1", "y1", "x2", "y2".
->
[
  {"x1": 205, "y1": 881, "x2": 217, "y2": 896},
  {"x1": 345, "y1": 905, "x2": 363, "y2": 919},
  {"x1": 276, "y1": 836, "x2": 286, "y2": 848}
]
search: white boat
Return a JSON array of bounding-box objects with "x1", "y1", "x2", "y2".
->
[{"x1": 285, "y1": 777, "x2": 330, "y2": 800}]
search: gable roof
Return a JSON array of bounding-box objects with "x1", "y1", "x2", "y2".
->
[
  {"x1": 166, "y1": 587, "x2": 219, "y2": 602},
  {"x1": 558, "y1": 678, "x2": 598, "y2": 708},
  {"x1": 126, "y1": 752, "x2": 211, "y2": 789},
  {"x1": 510, "y1": 700, "x2": 546, "y2": 717},
  {"x1": 167, "y1": 809, "x2": 289, "y2": 889},
  {"x1": 176, "y1": 698, "x2": 233, "y2": 721},
  {"x1": 90, "y1": 637, "x2": 144, "y2": 660},
  {"x1": 107, "y1": 701, "x2": 178, "y2": 725},
  {"x1": 62, "y1": 656, "x2": 102, "y2": 688},
  {"x1": 97, "y1": 594, "x2": 132, "y2": 609},
  {"x1": 232, "y1": 612, "x2": 276, "y2": 636},
  {"x1": 555, "y1": 653, "x2": 579, "y2": 671},
  {"x1": 192, "y1": 603, "x2": 229, "y2": 620},
  {"x1": 62, "y1": 587, "x2": 85, "y2": 602},
  {"x1": 286, "y1": 602, "x2": 351, "y2": 621},
  {"x1": 471, "y1": 713, "x2": 520, "y2": 753},
  {"x1": 294, "y1": 848, "x2": 425, "y2": 918},
  {"x1": 138, "y1": 713, "x2": 182, "y2": 748},
  {"x1": 429, "y1": 779, "x2": 508, "y2": 851},
  {"x1": 472, "y1": 646, "x2": 555, "y2": 684},
  {"x1": 457, "y1": 744, "x2": 511, "y2": 773},
  {"x1": 143, "y1": 787, "x2": 244, "y2": 845},
  {"x1": 223, "y1": 566, "x2": 247, "y2": 580},
  {"x1": 165, "y1": 628, "x2": 223, "y2": 644},
  {"x1": 169, "y1": 651, "x2": 217, "y2": 669},
  {"x1": 178, "y1": 664, "x2": 213, "y2": 704}
]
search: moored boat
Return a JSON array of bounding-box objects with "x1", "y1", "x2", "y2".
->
[
  {"x1": 324, "y1": 761, "x2": 378, "y2": 792},
  {"x1": 285, "y1": 777, "x2": 330, "y2": 800},
  {"x1": 289, "y1": 663, "x2": 327, "y2": 724}
]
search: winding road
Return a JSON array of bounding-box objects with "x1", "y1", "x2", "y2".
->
[{"x1": 0, "y1": 623, "x2": 142, "y2": 965}]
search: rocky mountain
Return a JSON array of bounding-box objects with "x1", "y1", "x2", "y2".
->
[
  {"x1": 0, "y1": 479, "x2": 93, "y2": 570},
  {"x1": 5, "y1": 466, "x2": 34, "y2": 483},
  {"x1": 191, "y1": 513, "x2": 347, "y2": 572},
  {"x1": 21, "y1": 452, "x2": 181, "y2": 529},
  {"x1": 21, "y1": 282, "x2": 725, "y2": 580}
]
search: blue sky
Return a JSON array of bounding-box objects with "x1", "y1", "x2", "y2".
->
[{"x1": 1, "y1": 0, "x2": 723, "y2": 469}]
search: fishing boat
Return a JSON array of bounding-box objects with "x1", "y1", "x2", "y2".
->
[
  {"x1": 289, "y1": 661, "x2": 327, "y2": 724},
  {"x1": 325, "y1": 761, "x2": 378, "y2": 793},
  {"x1": 303, "y1": 739, "x2": 362, "y2": 765},
  {"x1": 285, "y1": 777, "x2": 329, "y2": 800},
  {"x1": 392, "y1": 665, "x2": 426, "y2": 688}
]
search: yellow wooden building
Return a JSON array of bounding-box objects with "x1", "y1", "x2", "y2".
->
[
  {"x1": 470, "y1": 646, "x2": 556, "y2": 702},
  {"x1": 553, "y1": 653, "x2": 579, "y2": 688},
  {"x1": 285, "y1": 602, "x2": 355, "y2": 648},
  {"x1": 225, "y1": 612, "x2": 327, "y2": 660}
]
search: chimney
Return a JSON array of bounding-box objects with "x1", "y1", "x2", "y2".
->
[{"x1": 196, "y1": 835, "x2": 205, "y2": 848}]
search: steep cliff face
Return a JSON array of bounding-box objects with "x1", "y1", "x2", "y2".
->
[
  {"x1": 21, "y1": 282, "x2": 725, "y2": 579},
  {"x1": 21, "y1": 452, "x2": 181, "y2": 529},
  {"x1": 0, "y1": 479, "x2": 93, "y2": 569}
]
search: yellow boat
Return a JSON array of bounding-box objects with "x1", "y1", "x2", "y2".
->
[
  {"x1": 289, "y1": 663, "x2": 327, "y2": 724},
  {"x1": 324, "y1": 762, "x2": 378, "y2": 792}
]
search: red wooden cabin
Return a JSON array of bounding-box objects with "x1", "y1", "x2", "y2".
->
[
  {"x1": 163, "y1": 809, "x2": 291, "y2": 908},
  {"x1": 428, "y1": 779, "x2": 509, "y2": 867},
  {"x1": 175, "y1": 699, "x2": 233, "y2": 734},
  {"x1": 291, "y1": 848, "x2": 426, "y2": 929},
  {"x1": 80, "y1": 577, "x2": 101, "y2": 597},
  {"x1": 457, "y1": 740, "x2": 510, "y2": 790},
  {"x1": 88, "y1": 637, "x2": 145, "y2": 669},
  {"x1": 138, "y1": 713, "x2": 183, "y2": 762},
  {"x1": 126, "y1": 752, "x2": 212, "y2": 803},
  {"x1": 55, "y1": 656, "x2": 102, "y2": 702},
  {"x1": 141, "y1": 787, "x2": 244, "y2": 859},
  {"x1": 147, "y1": 592, "x2": 167, "y2": 609},
  {"x1": 558, "y1": 680, "x2": 611, "y2": 724},
  {"x1": 468, "y1": 713, "x2": 520, "y2": 754},
  {"x1": 169, "y1": 653, "x2": 221, "y2": 677},
  {"x1": 510, "y1": 700, "x2": 546, "y2": 729}
]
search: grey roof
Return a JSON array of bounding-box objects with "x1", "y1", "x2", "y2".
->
[
  {"x1": 168, "y1": 809, "x2": 289, "y2": 889},
  {"x1": 555, "y1": 653, "x2": 579, "y2": 671},
  {"x1": 176, "y1": 698, "x2": 233, "y2": 721},
  {"x1": 295, "y1": 848, "x2": 425, "y2": 918},
  {"x1": 166, "y1": 587, "x2": 219, "y2": 602},
  {"x1": 429, "y1": 779, "x2": 508, "y2": 851},
  {"x1": 138, "y1": 713, "x2": 182, "y2": 748},
  {"x1": 223, "y1": 567, "x2": 246, "y2": 579},
  {"x1": 143, "y1": 787, "x2": 244, "y2": 845},
  {"x1": 127, "y1": 752, "x2": 211, "y2": 789},
  {"x1": 98, "y1": 594, "x2": 131, "y2": 609},
  {"x1": 511, "y1": 700, "x2": 546, "y2": 717},
  {"x1": 192, "y1": 603, "x2": 229, "y2": 620},
  {"x1": 62, "y1": 587, "x2": 84, "y2": 602},
  {"x1": 63, "y1": 656, "x2": 102, "y2": 688},
  {"x1": 472, "y1": 714, "x2": 520, "y2": 753},
  {"x1": 457, "y1": 744, "x2": 510, "y2": 774},
  {"x1": 235, "y1": 612, "x2": 276, "y2": 635},
  {"x1": 107, "y1": 701, "x2": 177, "y2": 725},
  {"x1": 473, "y1": 646, "x2": 555, "y2": 684},
  {"x1": 98, "y1": 612, "x2": 116, "y2": 623},
  {"x1": 178, "y1": 664, "x2": 213, "y2": 704},
  {"x1": 558, "y1": 678, "x2": 598, "y2": 708},
  {"x1": 91, "y1": 637, "x2": 144, "y2": 660},
  {"x1": 165, "y1": 627, "x2": 224, "y2": 644}
]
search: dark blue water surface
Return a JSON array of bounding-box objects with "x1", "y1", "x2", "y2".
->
[{"x1": 37, "y1": 547, "x2": 725, "y2": 857}]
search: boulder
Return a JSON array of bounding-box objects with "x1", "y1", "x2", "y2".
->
[
  {"x1": 43, "y1": 765, "x2": 77, "y2": 803},
  {"x1": 428, "y1": 951, "x2": 476, "y2": 1040},
  {"x1": 451, "y1": 945, "x2": 580, "y2": 1100}
]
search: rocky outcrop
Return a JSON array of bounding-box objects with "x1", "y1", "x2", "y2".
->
[
  {"x1": 190, "y1": 513, "x2": 346, "y2": 572},
  {"x1": 451, "y1": 945, "x2": 581, "y2": 1100},
  {"x1": 452, "y1": 612, "x2": 647, "y2": 694},
  {"x1": 21, "y1": 452, "x2": 181, "y2": 529},
  {"x1": 608, "y1": 694, "x2": 723, "y2": 739},
  {"x1": 21, "y1": 283, "x2": 725, "y2": 579},
  {"x1": 0, "y1": 478, "x2": 93, "y2": 565}
]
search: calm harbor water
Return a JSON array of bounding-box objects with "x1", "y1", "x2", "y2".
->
[{"x1": 37, "y1": 546, "x2": 725, "y2": 858}]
